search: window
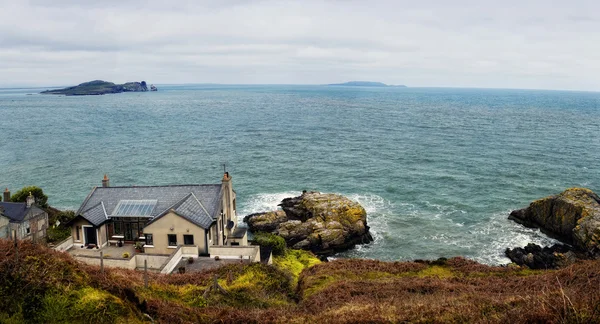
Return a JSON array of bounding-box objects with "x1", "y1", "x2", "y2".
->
[
  {"x1": 231, "y1": 242, "x2": 240, "y2": 246},
  {"x1": 76, "y1": 226, "x2": 81, "y2": 240},
  {"x1": 145, "y1": 234, "x2": 153, "y2": 246},
  {"x1": 26, "y1": 227, "x2": 31, "y2": 235},
  {"x1": 208, "y1": 229, "x2": 211, "y2": 241},
  {"x1": 183, "y1": 234, "x2": 194, "y2": 245},
  {"x1": 168, "y1": 234, "x2": 177, "y2": 246}
]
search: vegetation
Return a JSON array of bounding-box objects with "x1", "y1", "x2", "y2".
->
[
  {"x1": 252, "y1": 232, "x2": 287, "y2": 256},
  {"x1": 2, "y1": 240, "x2": 600, "y2": 323},
  {"x1": 10, "y1": 186, "x2": 48, "y2": 208},
  {"x1": 45, "y1": 209, "x2": 75, "y2": 244}
]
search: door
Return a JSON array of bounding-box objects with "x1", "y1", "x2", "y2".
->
[
  {"x1": 85, "y1": 227, "x2": 97, "y2": 246},
  {"x1": 125, "y1": 223, "x2": 133, "y2": 241}
]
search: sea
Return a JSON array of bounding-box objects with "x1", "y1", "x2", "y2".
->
[{"x1": 1, "y1": 85, "x2": 599, "y2": 264}]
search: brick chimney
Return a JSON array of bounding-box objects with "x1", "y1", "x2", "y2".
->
[
  {"x1": 3, "y1": 188, "x2": 9, "y2": 202},
  {"x1": 102, "y1": 174, "x2": 110, "y2": 188},
  {"x1": 26, "y1": 192, "x2": 34, "y2": 208}
]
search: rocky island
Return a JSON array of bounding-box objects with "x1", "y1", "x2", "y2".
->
[
  {"x1": 328, "y1": 81, "x2": 407, "y2": 87},
  {"x1": 41, "y1": 80, "x2": 156, "y2": 96},
  {"x1": 506, "y1": 187, "x2": 600, "y2": 268},
  {"x1": 244, "y1": 191, "x2": 373, "y2": 256}
]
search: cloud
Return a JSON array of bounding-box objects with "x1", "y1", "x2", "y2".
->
[{"x1": 0, "y1": 0, "x2": 599, "y2": 90}]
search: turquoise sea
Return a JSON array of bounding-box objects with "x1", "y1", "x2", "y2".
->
[{"x1": 1, "y1": 85, "x2": 599, "y2": 264}]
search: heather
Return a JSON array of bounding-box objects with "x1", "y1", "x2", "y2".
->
[{"x1": 1, "y1": 240, "x2": 600, "y2": 323}]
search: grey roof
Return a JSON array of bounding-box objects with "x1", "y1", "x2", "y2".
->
[
  {"x1": 80, "y1": 202, "x2": 108, "y2": 226},
  {"x1": 0, "y1": 202, "x2": 44, "y2": 223},
  {"x1": 77, "y1": 185, "x2": 222, "y2": 229}
]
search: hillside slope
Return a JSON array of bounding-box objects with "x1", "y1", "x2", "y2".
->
[{"x1": 1, "y1": 240, "x2": 599, "y2": 323}]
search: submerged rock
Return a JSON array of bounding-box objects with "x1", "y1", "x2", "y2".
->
[
  {"x1": 508, "y1": 188, "x2": 600, "y2": 258},
  {"x1": 244, "y1": 191, "x2": 373, "y2": 256}
]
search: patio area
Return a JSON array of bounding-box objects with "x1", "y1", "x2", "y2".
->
[{"x1": 68, "y1": 244, "x2": 136, "y2": 258}]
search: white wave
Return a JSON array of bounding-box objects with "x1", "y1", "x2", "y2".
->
[
  {"x1": 468, "y1": 211, "x2": 561, "y2": 265},
  {"x1": 237, "y1": 191, "x2": 301, "y2": 217}
]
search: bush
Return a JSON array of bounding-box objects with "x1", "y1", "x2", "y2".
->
[
  {"x1": 46, "y1": 227, "x2": 71, "y2": 244},
  {"x1": 10, "y1": 186, "x2": 48, "y2": 208},
  {"x1": 253, "y1": 232, "x2": 287, "y2": 256}
]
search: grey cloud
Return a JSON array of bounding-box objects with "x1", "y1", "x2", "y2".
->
[{"x1": 0, "y1": 0, "x2": 599, "y2": 90}]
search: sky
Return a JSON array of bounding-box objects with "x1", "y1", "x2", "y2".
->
[{"x1": 0, "y1": 0, "x2": 599, "y2": 91}]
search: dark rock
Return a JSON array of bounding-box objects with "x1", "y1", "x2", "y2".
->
[
  {"x1": 244, "y1": 191, "x2": 373, "y2": 256},
  {"x1": 505, "y1": 243, "x2": 576, "y2": 269}
]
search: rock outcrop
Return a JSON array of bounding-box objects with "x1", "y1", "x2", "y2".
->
[
  {"x1": 505, "y1": 243, "x2": 578, "y2": 269},
  {"x1": 244, "y1": 191, "x2": 373, "y2": 256},
  {"x1": 508, "y1": 188, "x2": 600, "y2": 258}
]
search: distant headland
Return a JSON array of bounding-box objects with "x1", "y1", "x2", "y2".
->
[
  {"x1": 328, "y1": 81, "x2": 407, "y2": 87},
  {"x1": 41, "y1": 80, "x2": 158, "y2": 96}
]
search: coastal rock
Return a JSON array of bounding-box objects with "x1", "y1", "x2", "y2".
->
[
  {"x1": 244, "y1": 191, "x2": 373, "y2": 255},
  {"x1": 508, "y1": 188, "x2": 600, "y2": 257},
  {"x1": 505, "y1": 243, "x2": 577, "y2": 269}
]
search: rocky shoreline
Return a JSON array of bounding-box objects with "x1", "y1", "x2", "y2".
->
[
  {"x1": 506, "y1": 188, "x2": 600, "y2": 269},
  {"x1": 244, "y1": 191, "x2": 373, "y2": 256}
]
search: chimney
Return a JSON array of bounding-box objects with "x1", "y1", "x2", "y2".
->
[
  {"x1": 102, "y1": 174, "x2": 110, "y2": 188},
  {"x1": 26, "y1": 192, "x2": 34, "y2": 208},
  {"x1": 3, "y1": 188, "x2": 9, "y2": 202}
]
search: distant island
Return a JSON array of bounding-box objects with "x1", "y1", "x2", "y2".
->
[
  {"x1": 41, "y1": 80, "x2": 158, "y2": 96},
  {"x1": 328, "y1": 81, "x2": 407, "y2": 87}
]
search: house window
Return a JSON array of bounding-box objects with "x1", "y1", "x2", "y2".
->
[
  {"x1": 26, "y1": 227, "x2": 31, "y2": 235},
  {"x1": 208, "y1": 229, "x2": 211, "y2": 241},
  {"x1": 231, "y1": 242, "x2": 240, "y2": 246},
  {"x1": 168, "y1": 234, "x2": 177, "y2": 246},
  {"x1": 76, "y1": 226, "x2": 81, "y2": 241},
  {"x1": 145, "y1": 234, "x2": 153, "y2": 246},
  {"x1": 183, "y1": 235, "x2": 194, "y2": 245}
]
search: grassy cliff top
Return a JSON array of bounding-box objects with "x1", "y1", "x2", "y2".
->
[{"x1": 1, "y1": 240, "x2": 599, "y2": 323}]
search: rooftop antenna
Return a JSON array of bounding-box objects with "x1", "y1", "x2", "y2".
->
[{"x1": 222, "y1": 162, "x2": 227, "y2": 174}]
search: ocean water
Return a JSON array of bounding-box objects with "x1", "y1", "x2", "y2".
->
[{"x1": 1, "y1": 85, "x2": 599, "y2": 264}]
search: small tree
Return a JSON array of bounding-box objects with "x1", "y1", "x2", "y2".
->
[{"x1": 11, "y1": 186, "x2": 48, "y2": 208}]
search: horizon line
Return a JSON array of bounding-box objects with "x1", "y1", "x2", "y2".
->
[{"x1": 0, "y1": 83, "x2": 598, "y2": 94}]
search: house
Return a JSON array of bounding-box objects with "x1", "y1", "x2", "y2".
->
[
  {"x1": 68, "y1": 173, "x2": 248, "y2": 255},
  {"x1": 0, "y1": 189, "x2": 49, "y2": 242}
]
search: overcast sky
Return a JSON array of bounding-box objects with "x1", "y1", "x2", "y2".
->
[{"x1": 1, "y1": 0, "x2": 599, "y2": 90}]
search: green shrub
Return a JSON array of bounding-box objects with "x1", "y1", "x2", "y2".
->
[
  {"x1": 253, "y1": 232, "x2": 287, "y2": 256},
  {"x1": 47, "y1": 226, "x2": 71, "y2": 244}
]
